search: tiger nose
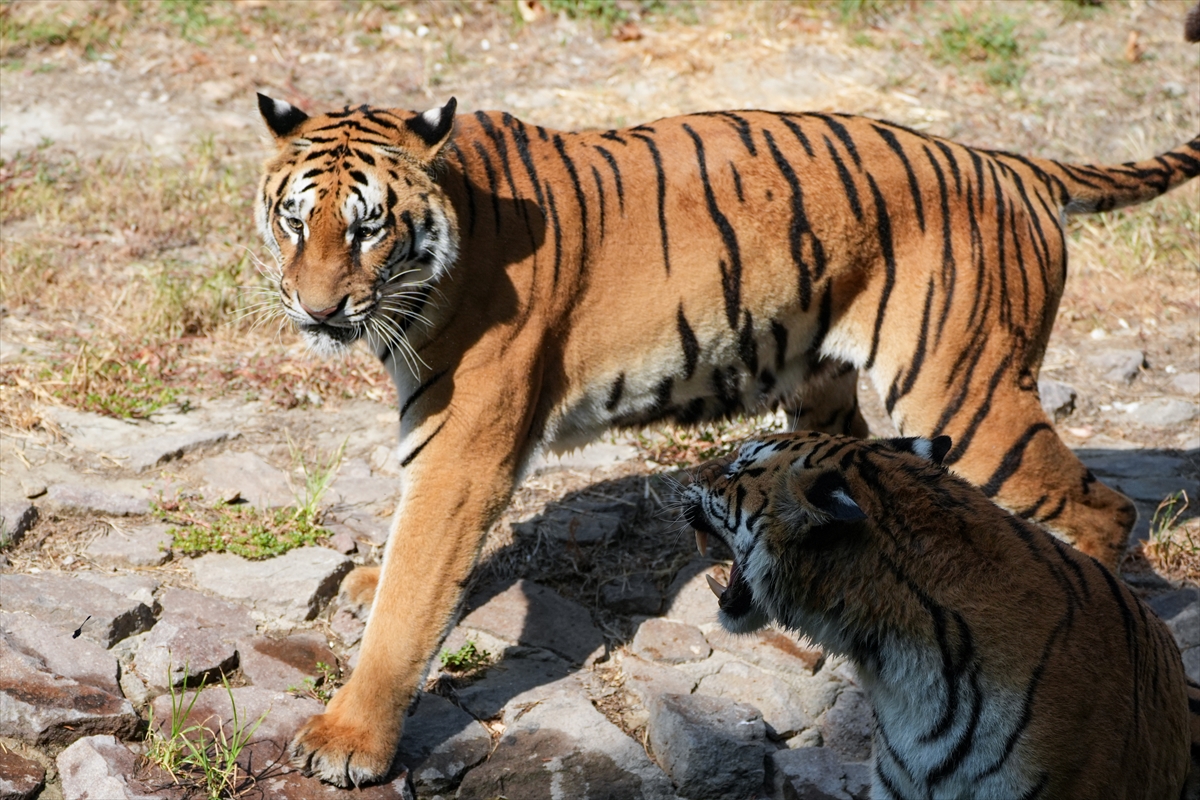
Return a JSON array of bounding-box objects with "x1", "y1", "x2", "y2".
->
[{"x1": 299, "y1": 299, "x2": 341, "y2": 322}]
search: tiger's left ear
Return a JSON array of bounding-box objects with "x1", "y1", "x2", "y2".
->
[
  {"x1": 257, "y1": 93, "x2": 309, "y2": 142},
  {"x1": 888, "y1": 435, "x2": 953, "y2": 466},
  {"x1": 405, "y1": 97, "x2": 457, "y2": 160}
]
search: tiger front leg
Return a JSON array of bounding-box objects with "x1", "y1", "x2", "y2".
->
[
  {"x1": 786, "y1": 359, "x2": 870, "y2": 438},
  {"x1": 289, "y1": 408, "x2": 527, "y2": 787}
]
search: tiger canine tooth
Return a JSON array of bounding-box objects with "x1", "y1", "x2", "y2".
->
[
  {"x1": 695, "y1": 529, "x2": 709, "y2": 557},
  {"x1": 706, "y1": 573, "x2": 727, "y2": 598}
]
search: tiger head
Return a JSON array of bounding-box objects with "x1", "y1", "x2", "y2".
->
[
  {"x1": 255, "y1": 94, "x2": 460, "y2": 358},
  {"x1": 682, "y1": 431, "x2": 953, "y2": 649}
]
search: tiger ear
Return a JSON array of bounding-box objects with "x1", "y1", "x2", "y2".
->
[
  {"x1": 888, "y1": 435, "x2": 953, "y2": 466},
  {"x1": 257, "y1": 93, "x2": 309, "y2": 141},
  {"x1": 806, "y1": 471, "x2": 867, "y2": 522},
  {"x1": 405, "y1": 97, "x2": 457, "y2": 160}
]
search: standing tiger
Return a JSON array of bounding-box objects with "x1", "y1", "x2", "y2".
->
[
  {"x1": 682, "y1": 431, "x2": 1199, "y2": 800},
  {"x1": 253, "y1": 92, "x2": 1199, "y2": 785}
]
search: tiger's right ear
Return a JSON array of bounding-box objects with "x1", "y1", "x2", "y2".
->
[
  {"x1": 405, "y1": 97, "x2": 457, "y2": 161},
  {"x1": 257, "y1": 93, "x2": 309, "y2": 141},
  {"x1": 887, "y1": 435, "x2": 953, "y2": 466}
]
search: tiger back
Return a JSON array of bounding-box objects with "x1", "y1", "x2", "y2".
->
[{"x1": 682, "y1": 432, "x2": 1196, "y2": 800}]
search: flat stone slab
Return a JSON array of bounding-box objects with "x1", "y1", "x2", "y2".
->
[
  {"x1": 156, "y1": 586, "x2": 257, "y2": 636},
  {"x1": 1037, "y1": 378, "x2": 1076, "y2": 420},
  {"x1": 1127, "y1": 398, "x2": 1199, "y2": 427},
  {"x1": 705, "y1": 627, "x2": 824, "y2": 676},
  {"x1": 135, "y1": 618, "x2": 238, "y2": 691},
  {"x1": 2, "y1": 573, "x2": 156, "y2": 647},
  {"x1": 328, "y1": 458, "x2": 397, "y2": 508},
  {"x1": 0, "y1": 637, "x2": 138, "y2": 746},
  {"x1": 459, "y1": 579, "x2": 605, "y2": 665},
  {"x1": 109, "y1": 428, "x2": 239, "y2": 473},
  {"x1": 189, "y1": 547, "x2": 352, "y2": 625},
  {"x1": 0, "y1": 501, "x2": 38, "y2": 547},
  {"x1": 820, "y1": 688, "x2": 874, "y2": 762},
  {"x1": 647, "y1": 692, "x2": 768, "y2": 800},
  {"x1": 396, "y1": 692, "x2": 491, "y2": 793},
  {"x1": 601, "y1": 572, "x2": 663, "y2": 615},
  {"x1": 44, "y1": 408, "x2": 146, "y2": 455},
  {"x1": 0, "y1": 748, "x2": 46, "y2": 800},
  {"x1": 195, "y1": 450, "x2": 294, "y2": 507},
  {"x1": 698, "y1": 660, "x2": 813, "y2": 740},
  {"x1": 458, "y1": 673, "x2": 677, "y2": 800},
  {"x1": 662, "y1": 559, "x2": 724, "y2": 628},
  {"x1": 56, "y1": 735, "x2": 158, "y2": 800},
  {"x1": 45, "y1": 483, "x2": 150, "y2": 516},
  {"x1": 454, "y1": 647, "x2": 573, "y2": 721},
  {"x1": 84, "y1": 522, "x2": 172, "y2": 567},
  {"x1": 620, "y1": 654, "x2": 697, "y2": 708},
  {"x1": 632, "y1": 618, "x2": 712, "y2": 664},
  {"x1": 1087, "y1": 349, "x2": 1145, "y2": 383},
  {"x1": 1148, "y1": 588, "x2": 1200, "y2": 651},
  {"x1": 1, "y1": 611, "x2": 120, "y2": 696},
  {"x1": 512, "y1": 494, "x2": 637, "y2": 545},
  {"x1": 773, "y1": 747, "x2": 870, "y2": 800},
  {"x1": 238, "y1": 632, "x2": 337, "y2": 691}
]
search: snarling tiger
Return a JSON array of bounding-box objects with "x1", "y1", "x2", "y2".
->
[
  {"x1": 253, "y1": 92, "x2": 1199, "y2": 785},
  {"x1": 682, "y1": 431, "x2": 1199, "y2": 799}
]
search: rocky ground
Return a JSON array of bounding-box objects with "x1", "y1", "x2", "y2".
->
[{"x1": 1, "y1": 2, "x2": 1198, "y2": 799}]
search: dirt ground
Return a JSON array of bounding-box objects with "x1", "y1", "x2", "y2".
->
[{"x1": 0, "y1": 1, "x2": 1198, "y2": 796}]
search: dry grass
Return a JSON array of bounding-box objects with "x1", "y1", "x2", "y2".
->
[{"x1": 1142, "y1": 491, "x2": 1200, "y2": 584}]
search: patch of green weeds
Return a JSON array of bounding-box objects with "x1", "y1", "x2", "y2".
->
[
  {"x1": 439, "y1": 640, "x2": 492, "y2": 674},
  {"x1": 929, "y1": 8, "x2": 1027, "y2": 87},
  {"x1": 836, "y1": 0, "x2": 894, "y2": 26},
  {"x1": 41, "y1": 345, "x2": 181, "y2": 419},
  {"x1": 145, "y1": 669, "x2": 268, "y2": 800},
  {"x1": 288, "y1": 661, "x2": 340, "y2": 705}
]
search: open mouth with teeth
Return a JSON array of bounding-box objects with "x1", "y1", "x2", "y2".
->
[{"x1": 685, "y1": 504, "x2": 759, "y2": 623}]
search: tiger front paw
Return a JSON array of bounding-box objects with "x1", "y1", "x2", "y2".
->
[{"x1": 290, "y1": 700, "x2": 398, "y2": 788}]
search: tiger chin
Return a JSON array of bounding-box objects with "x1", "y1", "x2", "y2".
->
[{"x1": 683, "y1": 432, "x2": 1199, "y2": 800}]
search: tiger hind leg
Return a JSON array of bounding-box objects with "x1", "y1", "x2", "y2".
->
[
  {"x1": 786, "y1": 360, "x2": 870, "y2": 438},
  {"x1": 340, "y1": 566, "x2": 380, "y2": 608}
]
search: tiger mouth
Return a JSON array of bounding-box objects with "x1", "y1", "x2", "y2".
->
[
  {"x1": 300, "y1": 321, "x2": 361, "y2": 344},
  {"x1": 685, "y1": 504, "x2": 757, "y2": 620}
]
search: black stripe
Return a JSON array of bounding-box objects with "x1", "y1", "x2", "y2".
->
[
  {"x1": 593, "y1": 145, "x2": 625, "y2": 214},
  {"x1": 811, "y1": 281, "x2": 833, "y2": 355},
  {"x1": 400, "y1": 419, "x2": 447, "y2": 467},
  {"x1": 552, "y1": 133, "x2": 589, "y2": 260},
  {"x1": 771, "y1": 320, "x2": 788, "y2": 371},
  {"x1": 942, "y1": 351, "x2": 1015, "y2": 465},
  {"x1": 600, "y1": 130, "x2": 626, "y2": 144},
  {"x1": 885, "y1": 277, "x2": 934, "y2": 415},
  {"x1": 718, "y1": 112, "x2": 757, "y2": 156},
  {"x1": 652, "y1": 376, "x2": 674, "y2": 415},
  {"x1": 684, "y1": 123, "x2": 743, "y2": 329},
  {"x1": 400, "y1": 369, "x2": 449, "y2": 420},
  {"x1": 778, "y1": 115, "x2": 814, "y2": 158},
  {"x1": 605, "y1": 373, "x2": 625, "y2": 412},
  {"x1": 591, "y1": 165, "x2": 606, "y2": 240},
  {"x1": 631, "y1": 132, "x2": 670, "y2": 274},
  {"x1": 864, "y1": 174, "x2": 896, "y2": 371},
  {"x1": 505, "y1": 115, "x2": 548, "y2": 213},
  {"x1": 470, "y1": 140, "x2": 503, "y2": 232},
  {"x1": 729, "y1": 162, "x2": 744, "y2": 203},
  {"x1": 934, "y1": 140, "x2": 963, "y2": 195},
  {"x1": 447, "y1": 144, "x2": 478, "y2": 238},
  {"x1": 873, "y1": 124, "x2": 925, "y2": 232},
  {"x1": 677, "y1": 304, "x2": 700, "y2": 380},
  {"x1": 738, "y1": 310, "x2": 758, "y2": 376},
  {"x1": 544, "y1": 183, "x2": 563, "y2": 285},
  {"x1": 819, "y1": 114, "x2": 862, "y2": 168},
  {"x1": 763, "y1": 127, "x2": 824, "y2": 310},
  {"x1": 823, "y1": 135, "x2": 863, "y2": 221}
]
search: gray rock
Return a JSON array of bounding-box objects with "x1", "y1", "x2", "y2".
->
[
  {"x1": 329, "y1": 530, "x2": 357, "y2": 554},
  {"x1": 1110, "y1": 476, "x2": 1196, "y2": 504},
  {"x1": 1, "y1": 573, "x2": 156, "y2": 647},
  {"x1": 1088, "y1": 349, "x2": 1145, "y2": 383},
  {"x1": 513, "y1": 494, "x2": 638, "y2": 545},
  {"x1": 156, "y1": 586, "x2": 257, "y2": 636},
  {"x1": 44, "y1": 408, "x2": 145, "y2": 455},
  {"x1": 458, "y1": 672, "x2": 677, "y2": 800},
  {"x1": 72, "y1": 572, "x2": 160, "y2": 610},
  {"x1": 1, "y1": 611, "x2": 120, "y2": 695},
  {"x1": 459, "y1": 579, "x2": 605, "y2": 665},
  {"x1": 56, "y1": 735, "x2": 157, "y2": 800},
  {"x1": 119, "y1": 668, "x2": 150, "y2": 708},
  {"x1": 253, "y1": 770, "x2": 415, "y2": 799},
  {"x1": 454, "y1": 647, "x2": 573, "y2": 720},
  {"x1": 196, "y1": 451, "x2": 293, "y2": 507},
  {"x1": 396, "y1": 692, "x2": 491, "y2": 793},
  {"x1": 1171, "y1": 371, "x2": 1200, "y2": 396},
  {"x1": 1079, "y1": 452, "x2": 1185, "y2": 479},
  {"x1": 601, "y1": 572, "x2": 663, "y2": 615},
  {"x1": 45, "y1": 483, "x2": 150, "y2": 516},
  {"x1": 189, "y1": 547, "x2": 352, "y2": 625},
  {"x1": 135, "y1": 618, "x2": 238, "y2": 691},
  {"x1": 330, "y1": 606, "x2": 366, "y2": 647},
  {"x1": 1148, "y1": 588, "x2": 1199, "y2": 651},
  {"x1": 648, "y1": 692, "x2": 768, "y2": 799},
  {"x1": 773, "y1": 747, "x2": 866, "y2": 800},
  {"x1": 0, "y1": 637, "x2": 138, "y2": 745},
  {"x1": 1128, "y1": 399, "x2": 1200, "y2": 427},
  {"x1": 1037, "y1": 378, "x2": 1077, "y2": 421},
  {"x1": 109, "y1": 428, "x2": 239, "y2": 472},
  {"x1": 662, "y1": 559, "x2": 724, "y2": 628},
  {"x1": 697, "y1": 660, "x2": 813, "y2": 740},
  {"x1": 84, "y1": 522, "x2": 172, "y2": 567},
  {"x1": 620, "y1": 653, "x2": 697, "y2": 707},
  {"x1": 0, "y1": 748, "x2": 45, "y2": 800},
  {"x1": 324, "y1": 508, "x2": 389, "y2": 547},
  {"x1": 820, "y1": 688, "x2": 874, "y2": 762},
  {"x1": 844, "y1": 762, "x2": 872, "y2": 800},
  {"x1": 328, "y1": 458, "x2": 397, "y2": 507},
  {"x1": 706, "y1": 627, "x2": 824, "y2": 677},
  {"x1": 238, "y1": 632, "x2": 337, "y2": 691},
  {"x1": 0, "y1": 501, "x2": 38, "y2": 548},
  {"x1": 632, "y1": 618, "x2": 712, "y2": 664},
  {"x1": 1182, "y1": 646, "x2": 1199, "y2": 684}
]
